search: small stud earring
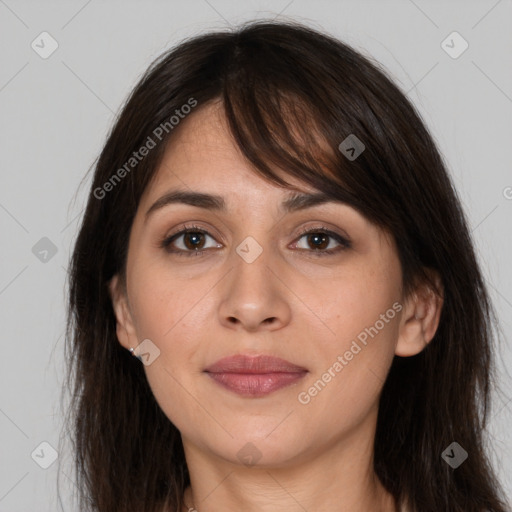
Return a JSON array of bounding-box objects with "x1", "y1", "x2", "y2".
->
[{"x1": 129, "y1": 347, "x2": 143, "y2": 362}]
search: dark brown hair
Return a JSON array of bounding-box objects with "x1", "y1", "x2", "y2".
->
[{"x1": 61, "y1": 20, "x2": 509, "y2": 512}]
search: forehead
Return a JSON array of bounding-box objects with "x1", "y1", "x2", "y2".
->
[{"x1": 141, "y1": 101, "x2": 322, "y2": 205}]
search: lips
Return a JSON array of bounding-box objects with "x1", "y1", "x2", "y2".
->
[
  {"x1": 205, "y1": 354, "x2": 307, "y2": 373},
  {"x1": 204, "y1": 355, "x2": 308, "y2": 397}
]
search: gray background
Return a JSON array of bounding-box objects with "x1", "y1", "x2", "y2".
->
[{"x1": 0, "y1": 1, "x2": 511, "y2": 510}]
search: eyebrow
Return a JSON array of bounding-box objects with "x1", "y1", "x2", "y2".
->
[{"x1": 144, "y1": 189, "x2": 340, "y2": 222}]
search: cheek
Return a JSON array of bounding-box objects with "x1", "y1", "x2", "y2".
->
[
  {"x1": 128, "y1": 260, "x2": 207, "y2": 339},
  {"x1": 132, "y1": 294, "x2": 203, "y2": 432},
  {"x1": 296, "y1": 312, "x2": 400, "y2": 429},
  {"x1": 311, "y1": 259, "x2": 401, "y2": 350},
  {"x1": 130, "y1": 281, "x2": 200, "y2": 374},
  {"x1": 297, "y1": 261, "x2": 401, "y2": 407},
  {"x1": 126, "y1": 266, "x2": 213, "y2": 426}
]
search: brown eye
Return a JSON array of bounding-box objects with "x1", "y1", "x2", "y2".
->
[
  {"x1": 181, "y1": 232, "x2": 206, "y2": 250},
  {"x1": 160, "y1": 225, "x2": 222, "y2": 256},
  {"x1": 304, "y1": 233, "x2": 330, "y2": 250},
  {"x1": 294, "y1": 227, "x2": 351, "y2": 256}
]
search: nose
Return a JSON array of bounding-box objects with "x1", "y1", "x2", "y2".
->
[{"x1": 217, "y1": 253, "x2": 292, "y2": 333}]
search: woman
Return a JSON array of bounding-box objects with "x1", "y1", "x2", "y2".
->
[{"x1": 63, "y1": 20, "x2": 509, "y2": 512}]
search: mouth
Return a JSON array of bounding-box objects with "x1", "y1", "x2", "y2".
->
[{"x1": 204, "y1": 354, "x2": 308, "y2": 398}]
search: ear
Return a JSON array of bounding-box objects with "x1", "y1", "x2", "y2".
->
[
  {"x1": 108, "y1": 274, "x2": 138, "y2": 351},
  {"x1": 395, "y1": 271, "x2": 444, "y2": 357}
]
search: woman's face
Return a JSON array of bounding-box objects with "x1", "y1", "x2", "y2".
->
[{"x1": 110, "y1": 100, "x2": 412, "y2": 468}]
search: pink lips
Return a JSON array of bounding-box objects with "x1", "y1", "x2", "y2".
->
[{"x1": 204, "y1": 355, "x2": 308, "y2": 397}]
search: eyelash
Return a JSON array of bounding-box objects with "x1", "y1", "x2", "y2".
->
[{"x1": 159, "y1": 223, "x2": 351, "y2": 258}]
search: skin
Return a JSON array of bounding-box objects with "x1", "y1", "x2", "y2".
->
[{"x1": 109, "y1": 100, "x2": 443, "y2": 512}]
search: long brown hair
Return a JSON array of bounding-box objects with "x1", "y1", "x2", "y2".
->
[{"x1": 61, "y1": 20, "x2": 509, "y2": 512}]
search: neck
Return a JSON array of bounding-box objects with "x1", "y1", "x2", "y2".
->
[{"x1": 182, "y1": 472, "x2": 395, "y2": 512}]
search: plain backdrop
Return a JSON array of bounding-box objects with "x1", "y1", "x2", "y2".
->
[{"x1": 0, "y1": 1, "x2": 511, "y2": 510}]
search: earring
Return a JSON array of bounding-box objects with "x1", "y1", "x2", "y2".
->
[{"x1": 129, "y1": 347, "x2": 142, "y2": 362}]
